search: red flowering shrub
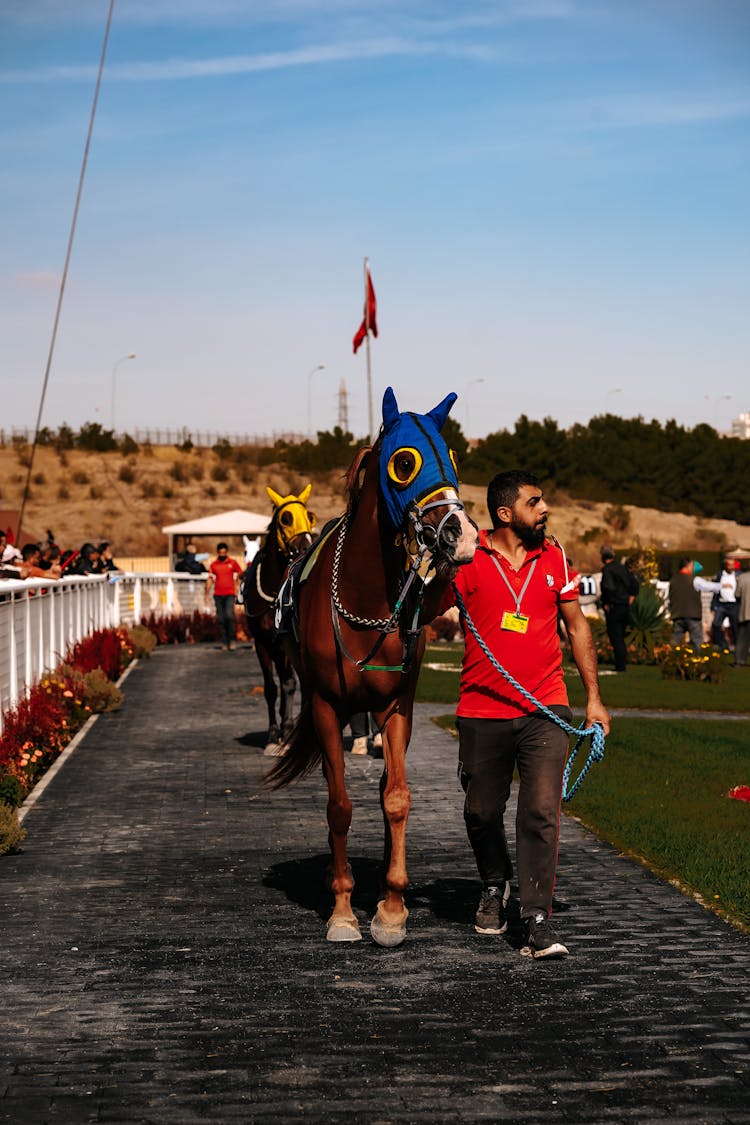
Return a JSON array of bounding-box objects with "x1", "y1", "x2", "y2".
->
[
  {"x1": 70, "y1": 627, "x2": 133, "y2": 681},
  {"x1": 141, "y1": 610, "x2": 220, "y2": 644},
  {"x1": 0, "y1": 627, "x2": 133, "y2": 812}
]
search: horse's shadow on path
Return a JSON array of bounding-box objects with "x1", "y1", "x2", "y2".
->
[{"x1": 262, "y1": 853, "x2": 482, "y2": 928}]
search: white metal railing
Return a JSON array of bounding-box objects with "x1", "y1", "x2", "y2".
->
[{"x1": 0, "y1": 572, "x2": 215, "y2": 733}]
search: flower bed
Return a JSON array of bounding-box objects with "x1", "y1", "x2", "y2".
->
[
  {"x1": 658, "y1": 643, "x2": 733, "y2": 684},
  {"x1": 0, "y1": 627, "x2": 136, "y2": 819}
]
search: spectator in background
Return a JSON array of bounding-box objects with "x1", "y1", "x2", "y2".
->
[
  {"x1": 175, "y1": 543, "x2": 207, "y2": 575},
  {"x1": 38, "y1": 542, "x2": 62, "y2": 572},
  {"x1": 19, "y1": 543, "x2": 59, "y2": 580},
  {"x1": 70, "y1": 542, "x2": 103, "y2": 575},
  {"x1": 599, "y1": 545, "x2": 639, "y2": 673},
  {"x1": 735, "y1": 566, "x2": 750, "y2": 668},
  {"x1": 206, "y1": 542, "x2": 243, "y2": 651},
  {"x1": 98, "y1": 541, "x2": 121, "y2": 573},
  {"x1": 0, "y1": 531, "x2": 22, "y2": 566},
  {"x1": 668, "y1": 558, "x2": 707, "y2": 650},
  {"x1": 710, "y1": 557, "x2": 740, "y2": 648}
]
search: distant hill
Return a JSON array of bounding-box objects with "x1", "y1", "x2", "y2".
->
[{"x1": 2, "y1": 443, "x2": 747, "y2": 569}]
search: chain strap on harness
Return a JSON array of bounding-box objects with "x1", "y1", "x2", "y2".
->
[
  {"x1": 451, "y1": 581, "x2": 605, "y2": 800},
  {"x1": 330, "y1": 495, "x2": 465, "y2": 674}
]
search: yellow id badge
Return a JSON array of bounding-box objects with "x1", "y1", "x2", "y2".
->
[{"x1": 501, "y1": 611, "x2": 529, "y2": 634}]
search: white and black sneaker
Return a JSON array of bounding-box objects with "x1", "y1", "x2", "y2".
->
[
  {"x1": 474, "y1": 882, "x2": 511, "y2": 935},
  {"x1": 520, "y1": 912, "x2": 569, "y2": 958}
]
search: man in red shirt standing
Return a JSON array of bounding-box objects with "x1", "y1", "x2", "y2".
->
[
  {"x1": 207, "y1": 542, "x2": 243, "y2": 651},
  {"x1": 446, "y1": 470, "x2": 610, "y2": 959}
]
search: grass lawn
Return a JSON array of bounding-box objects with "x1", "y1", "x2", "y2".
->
[
  {"x1": 417, "y1": 643, "x2": 749, "y2": 712},
  {"x1": 565, "y1": 663, "x2": 749, "y2": 713},
  {"x1": 431, "y1": 711, "x2": 750, "y2": 931},
  {"x1": 566, "y1": 718, "x2": 750, "y2": 931}
]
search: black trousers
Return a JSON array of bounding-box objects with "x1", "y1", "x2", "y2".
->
[
  {"x1": 604, "y1": 603, "x2": 630, "y2": 671},
  {"x1": 213, "y1": 595, "x2": 236, "y2": 645},
  {"x1": 457, "y1": 708, "x2": 571, "y2": 920}
]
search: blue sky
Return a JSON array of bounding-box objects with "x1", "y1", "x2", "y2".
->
[{"x1": 1, "y1": 0, "x2": 748, "y2": 441}]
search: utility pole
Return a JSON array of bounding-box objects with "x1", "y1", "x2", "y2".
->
[{"x1": 337, "y1": 379, "x2": 349, "y2": 432}]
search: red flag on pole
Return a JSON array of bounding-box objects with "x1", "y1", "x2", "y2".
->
[{"x1": 352, "y1": 266, "x2": 377, "y2": 354}]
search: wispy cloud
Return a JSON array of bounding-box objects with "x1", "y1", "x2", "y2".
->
[
  {"x1": 0, "y1": 0, "x2": 574, "y2": 29},
  {"x1": 0, "y1": 37, "x2": 495, "y2": 84},
  {"x1": 11, "y1": 270, "x2": 60, "y2": 292},
  {"x1": 584, "y1": 91, "x2": 750, "y2": 129}
]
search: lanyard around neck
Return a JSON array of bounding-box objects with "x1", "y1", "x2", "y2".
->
[{"x1": 490, "y1": 553, "x2": 537, "y2": 617}]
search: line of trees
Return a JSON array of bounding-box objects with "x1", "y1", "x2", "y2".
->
[
  {"x1": 462, "y1": 415, "x2": 749, "y2": 525},
  {"x1": 6, "y1": 415, "x2": 749, "y2": 525}
]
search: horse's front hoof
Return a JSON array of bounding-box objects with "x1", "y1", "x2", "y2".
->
[
  {"x1": 370, "y1": 904, "x2": 408, "y2": 947},
  {"x1": 326, "y1": 915, "x2": 362, "y2": 943}
]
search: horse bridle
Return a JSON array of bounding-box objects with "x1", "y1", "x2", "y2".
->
[
  {"x1": 330, "y1": 490, "x2": 467, "y2": 673},
  {"x1": 273, "y1": 498, "x2": 313, "y2": 558},
  {"x1": 405, "y1": 494, "x2": 467, "y2": 556},
  {"x1": 253, "y1": 499, "x2": 313, "y2": 607}
]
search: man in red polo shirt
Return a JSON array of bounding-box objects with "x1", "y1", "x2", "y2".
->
[
  {"x1": 207, "y1": 542, "x2": 243, "y2": 651},
  {"x1": 445, "y1": 469, "x2": 610, "y2": 959}
]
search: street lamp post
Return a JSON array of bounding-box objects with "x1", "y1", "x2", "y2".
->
[
  {"x1": 307, "y1": 364, "x2": 325, "y2": 438},
  {"x1": 464, "y1": 377, "x2": 485, "y2": 438},
  {"x1": 705, "y1": 393, "x2": 732, "y2": 432},
  {"x1": 111, "y1": 353, "x2": 136, "y2": 433}
]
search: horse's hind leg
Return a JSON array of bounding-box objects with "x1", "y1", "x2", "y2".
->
[
  {"x1": 314, "y1": 696, "x2": 361, "y2": 943},
  {"x1": 370, "y1": 712, "x2": 411, "y2": 947},
  {"x1": 254, "y1": 639, "x2": 281, "y2": 752},
  {"x1": 275, "y1": 650, "x2": 297, "y2": 743}
]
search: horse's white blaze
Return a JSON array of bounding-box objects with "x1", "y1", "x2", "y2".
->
[
  {"x1": 453, "y1": 507, "x2": 479, "y2": 563},
  {"x1": 437, "y1": 489, "x2": 478, "y2": 564}
]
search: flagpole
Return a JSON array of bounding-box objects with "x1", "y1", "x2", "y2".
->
[{"x1": 364, "y1": 256, "x2": 374, "y2": 444}]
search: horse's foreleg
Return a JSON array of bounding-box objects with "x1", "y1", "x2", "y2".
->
[
  {"x1": 315, "y1": 696, "x2": 360, "y2": 943},
  {"x1": 370, "y1": 712, "x2": 411, "y2": 947}
]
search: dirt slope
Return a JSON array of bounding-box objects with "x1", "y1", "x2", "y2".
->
[{"x1": 1, "y1": 445, "x2": 747, "y2": 567}]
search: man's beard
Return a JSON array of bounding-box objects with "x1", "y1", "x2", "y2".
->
[{"x1": 511, "y1": 514, "x2": 547, "y2": 549}]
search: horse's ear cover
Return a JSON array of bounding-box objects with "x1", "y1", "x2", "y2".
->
[
  {"x1": 382, "y1": 387, "x2": 400, "y2": 433},
  {"x1": 427, "y1": 392, "x2": 457, "y2": 432},
  {"x1": 378, "y1": 387, "x2": 460, "y2": 529},
  {"x1": 266, "y1": 486, "x2": 284, "y2": 508}
]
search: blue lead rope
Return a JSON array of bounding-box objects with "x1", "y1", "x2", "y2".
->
[{"x1": 451, "y1": 582, "x2": 605, "y2": 801}]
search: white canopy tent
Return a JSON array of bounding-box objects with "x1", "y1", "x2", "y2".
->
[{"x1": 162, "y1": 508, "x2": 270, "y2": 567}]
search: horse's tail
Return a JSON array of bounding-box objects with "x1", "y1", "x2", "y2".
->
[{"x1": 264, "y1": 698, "x2": 322, "y2": 790}]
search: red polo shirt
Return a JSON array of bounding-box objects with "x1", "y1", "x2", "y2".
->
[
  {"x1": 444, "y1": 530, "x2": 579, "y2": 720},
  {"x1": 209, "y1": 556, "x2": 242, "y2": 596}
]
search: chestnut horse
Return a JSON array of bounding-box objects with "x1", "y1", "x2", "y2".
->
[
  {"x1": 243, "y1": 485, "x2": 316, "y2": 753},
  {"x1": 268, "y1": 388, "x2": 477, "y2": 946}
]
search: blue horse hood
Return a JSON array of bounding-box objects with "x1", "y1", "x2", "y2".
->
[{"x1": 378, "y1": 386, "x2": 460, "y2": 529}]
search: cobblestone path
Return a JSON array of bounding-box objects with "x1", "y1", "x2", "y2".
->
[{"x1": 1, "y1": 645, "x2": 748, "y2": 1123}]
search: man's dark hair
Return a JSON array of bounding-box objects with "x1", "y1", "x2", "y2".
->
[
  {"x1": 486, "y1": 470, "x2": 541, "y2": 529},
  {"x1": 600, "y1": 545, "x2": 615, "y2": 562},
  {"x1": 677, "y1": 556, "x2": 691, "y2": 570},
  {"x1": 21, "y1": 543, "x2": 40, "y2": 562},
  {"x1": 216, "y1": 542, "x2": 228, "y2": 551}
]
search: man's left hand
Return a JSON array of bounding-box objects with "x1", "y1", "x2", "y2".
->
[{"x1": 585, "y1": 699, "x2": 611, "y2": 737}]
